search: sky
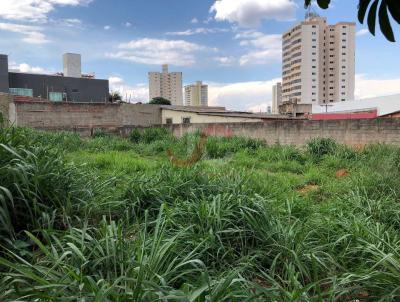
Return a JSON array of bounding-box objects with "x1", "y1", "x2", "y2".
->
[{"x1": 0, "y1": 0, "x2": 400, "y2": 111}]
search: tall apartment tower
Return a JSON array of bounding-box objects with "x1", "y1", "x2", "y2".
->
[
  {"x1": 148, "y1": 64, "x2": 183, "y2": 105},
  {"x1": 272, "y1": 82, "x2": 282, "y2": 114},
  {"x1": 282, "y1": 14, "x2": 355, "y2": 104},
  {"x1": 184, "y1": 81, "x2": 208, "y2": 107}
]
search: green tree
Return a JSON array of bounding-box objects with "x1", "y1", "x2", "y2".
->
[
  {"x1": 149, "y1": 97, "x2": 171, "y2": 105},
  {"x1": 109, "y1": 91, "x2": 122, "y2": 103},
  {"x1": 305, "y1": 0, "x2": 400, "y2": 42}
]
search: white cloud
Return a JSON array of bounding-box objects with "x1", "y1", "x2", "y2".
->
[
  {"x1": 356, "y1": 28, "x2": 369, "y2": 36},
  {"x1": 235, "y1": 31, "x2": 281, "y2": 65},
  {"x1": 0, "y1": 22, "x2": 48, "y2": 44},
  {"x1": 166, "y1": 27, "x2": 229, "y2": 36},
  {"x1": 208, "y1": 78, "x2": 281, "y2": 111},
  {"x1": 191, "y1": 18, "x2": 199, "y2": 24},
  {"x1": 109, "y1": 76, "x2": 148, "y2": 102},
  {"x1": 107, "y1": 38, "x2": 212, "y2": 66},
  {"x1": 355, "y1": 74, "x2": 400, "y2": 100},
  {"x1": 9, "y1": 62, "x2": 49, "y2": 74},
  {"x1": 203, "y1": 16, "x2": 213, "y2": 24},
  {"x1": 213, "y1": 56, "x2": 236, "y2": 66},
  {"x1": 210, "y1": 0, "x2": 297, "y2": 27},
  {"x1": 125, "y1": 22, "x2": 132, "y2": 27},
  {"x1": 55, "y1": 18, "x2": 82, "y2": 27},
  {"x1": 0, "y1": 0, "x2": 92, "y2": 22},
  {"x1": 104, "y1": 25, "x2": 111, "y2": 30}
]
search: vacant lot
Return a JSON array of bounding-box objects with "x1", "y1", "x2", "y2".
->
[{"x1": 1, "y1": 127, "x2": 400, "y2": 301}]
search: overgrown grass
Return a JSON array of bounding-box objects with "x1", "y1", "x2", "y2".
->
[{"x1": 1, "y1": 126, "x2": 400, "y2": 300}]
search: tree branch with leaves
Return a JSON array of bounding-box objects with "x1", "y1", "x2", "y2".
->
[{"x1": 305, "y1": 0, "x2": 400, "y2": 42}]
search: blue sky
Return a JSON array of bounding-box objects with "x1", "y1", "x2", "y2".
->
[{"x1": 0, "y1": 0, "x2": 399, "y2": 111}]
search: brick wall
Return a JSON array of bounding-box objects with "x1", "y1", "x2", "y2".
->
[{"x1": 167, "y1": 119, "x2": 400, "y2": 146}]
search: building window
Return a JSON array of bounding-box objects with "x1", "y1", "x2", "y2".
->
[
  {"x1": 182, "y1": 117, "x2": 191, "y2": 124},
  {"x1": 312, "y1": 99, "x2": 316, "y2": 102},
  {"x1": 166, "y1": 118, "x2": 173, "y2": 125},
  {"x1": 72, "y1": 89, "x2": 79, "y2": 93},
  {"x1": 341, "y1": 98, "x2": 346, "y2": 101}
]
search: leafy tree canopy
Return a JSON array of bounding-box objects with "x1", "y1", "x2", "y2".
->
[
  {"x1": 149, "y1": 97, "x2": 171, "y2": 105},
  {"x1": 109, "y1": 91, "x2": 122, "y2": 103},
  {"x1": 305, "y1": 0, "x2": 400, "y2": 42}
]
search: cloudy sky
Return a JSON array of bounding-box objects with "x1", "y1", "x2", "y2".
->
[{"x1": 0, "y1": 0, "x2": 399, "y2": 111}]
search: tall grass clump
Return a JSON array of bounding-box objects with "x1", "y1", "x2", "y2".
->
[
  {"x1": 206, "y1": 136, "x2": 265, "y2": 158},
  {"x1": 307, "y1": 137, "x2": 338, "y2": 160},
  {"x1": 129, "y1": 127, "x2": 172, "y2": 144}
]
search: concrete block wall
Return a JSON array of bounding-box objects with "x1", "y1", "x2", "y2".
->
[
  {"x1": 0, "y1": 93, "x2": 12, "y2": 125},
  {"x1": 121, "y1": 103, "x2": 162, "y2": 127},
  {"x1": 167, "y1": 119, "x2": 400, "y2": 146},
  {"x1": 8, "y1": 100, "x2": 163, "y2": 135},
  {"x1": 12, "y1": 101, "x2": 121, "y2": 129}
]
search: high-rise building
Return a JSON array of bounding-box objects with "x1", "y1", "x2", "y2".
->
[
  {"x1": 282, "y1": 14, "x2": 355, "y2": 104},
  {"x1": 272, "y1": 82, "x2": 282, "y2": 114},
  {"x1": 184, "y1": 81, "x2": 208, "y2": 107},
  {"x1": 148, "y1": 64, "x2": 183, "y2": 105}
]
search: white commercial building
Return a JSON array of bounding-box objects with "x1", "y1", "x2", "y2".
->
[
  {"x1": 272, "y1": 82, "x2": 282, "y2": 114},
  {"x1": 184, "y1": 81, "x2": 208, "y2": 107},
  {"x1": 148, "y1": 64, "x2": 183, "y2": 105},
  {"x1": 282, "y1": 13, "x2": 355, "y2": 104}
]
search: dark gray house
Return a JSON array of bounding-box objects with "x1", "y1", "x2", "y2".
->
[{"x1": 0, "y1": 53, "x2": 109, "y2": 103}]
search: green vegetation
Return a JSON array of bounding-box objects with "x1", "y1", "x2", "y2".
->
[
  {"x1": 149, "y1": 97, "x2": 171, "y2": 105},
  {"x1": 1, "y1": 126, "x2": 400, "y2": 300},
  {"x1": 305, "y1": 0, "x2": 400, "y2": 42}
]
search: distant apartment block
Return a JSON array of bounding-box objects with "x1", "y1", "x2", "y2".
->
[
  {"x1": 0, "y1": 53, "x2": 109, "y2": 102},
  {"x1": 184, "y1": 81, "x2": 208, "y2": 107},
  {"x1": 282, "y1": 14, "x2": 355, "y2": 104},
  {"x1": 148, "y1": 64, "x2": 183, "y2": 105},
  {"x1": 272, "y1": 82, "x2": 282, "y2": 114}
]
